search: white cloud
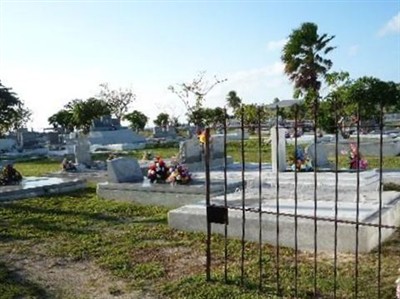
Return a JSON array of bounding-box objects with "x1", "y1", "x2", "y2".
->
[
  {"x1": 378, "y1": 12, "x2": 400, "y2": 36},
  {"x1": 348, "y1": 45, "x2": 359, "y2": 56},
  {"x1": 266, "y1": 38, "x2": 288, "y2": 51},
  {"x1": 201, "y1": 61, "x2": 292, "y2": 109}
]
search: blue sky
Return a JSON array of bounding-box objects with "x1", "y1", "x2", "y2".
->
[{"x1": 1, "y1": 0, "x2": 399, "y2": 130}]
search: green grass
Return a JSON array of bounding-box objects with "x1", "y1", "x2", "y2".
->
[
  {"x1": 1, "y1": 142, "x2": 399, "y2": 298},
  {"x1": 0, "y1": 188, "x2": 400, "y2": 298},
  {"x1": 14, "y1": 158, "x2": 61, "y2": 176},
  {"x1": 0, "y1": 186, "x2": 399, "y2": 298}
]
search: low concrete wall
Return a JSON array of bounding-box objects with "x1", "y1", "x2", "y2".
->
[{"x1": 88, "y1": 129, "x2": 146, "y2": 145}]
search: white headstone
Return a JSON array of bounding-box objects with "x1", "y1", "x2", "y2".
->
[
  {"x1": 306, "y1": 143, "x2": 332, "y2": 169},
  {"x1": 178, "y1": 137, "x2": 202, "y2": 164},
  {"x1": 107, "y1": 157, "x2": 143, "y2": 183},
  {"x1": 210, "y1": 135, "x2": 224, "y2": 159},
  {"x1": 74, "y1": 133, "x2": 92, "y2": 166},
  {"x1": 271, "y1": 126, "x2": 287, "y2": 172}
]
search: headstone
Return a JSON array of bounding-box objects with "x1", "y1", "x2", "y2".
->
[
  {"x1": 107, "y1": 157, "x2": 143, "y2": 183},
  {"x1": 153, "y1": 126, "x2": 162, "y2": 136},
  {"x1": 167, "y1": 126, "x2": 177, "y2": 136},
  {"x1": 271, "y1": 126, "x2": 286, "y2": 172},
  {"x1": 211, "y1": 136, "x2": 224, "y2": 159},
  {"x1": 306, "y1": 143, "x2": 332, "y2": 169},
  {"x1": 74, "y1": 133, "x2": 92, "y2": 166},
  {"x1": 47, "y1": 132, "x2": 60, "y2": 146},
  {"x1": 178, "y1": 137, "x2": 202, "y2": 164}
]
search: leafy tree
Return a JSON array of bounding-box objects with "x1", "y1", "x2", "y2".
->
[
  {"x1": 0, "y1": 81, "x2": 31, "y2": 136},
  {"x1": 190, "y1": 107, "x2": 226, "y2": 129},
  {"x1": 168, "y1": 71, "x2": 227, "y2": 125},
  {"x1": 66, "y1": 98, "x2": 111, "y2": 133},
  {"x1": 347, "y1": 77, "x2": 400, "y2": 118},
  {"x1": 281, "y1": 22, "x2": 335, "y2": 109},
  {"x1": 97, "y1": 83, "x2": 136, "y2": 121},
  {"x1": 209, "y1": 107, "x2": 226, "y2": 129},
  {"x1": 153, "y1": 113, "x2": 170, "y2": 128},
  {"x1": 319, "y1": 74, "x2": 400, "y2": 133},
  {"x1": 48, "y1": 109, "x2": 74, "y2": 133},
  {"x1": 123, "y1": 110, "x2": 148, "y2": 132},
  {"x1": 318, "y1": 72, "x2": 353, "y2": 133},
  {"x1": 186, "y1": 108, "x2": 205, "y2": 128},
  {"x1": 236, "y1": 104, "x2": 269, "y2": 133},
  {"x1": 396, "y1": 83, "x2": 400, "y2": 112}
]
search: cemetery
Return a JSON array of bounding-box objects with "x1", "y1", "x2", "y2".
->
[
  {"x1": 1, "y1": 125, "x2": 399, "y2": 249},
  {"x1": 1, "y1": 12, "x2": 400, "y2": 297},
  {"x1": 0, "y1": 122, "x2": 399, "y2": 298}
]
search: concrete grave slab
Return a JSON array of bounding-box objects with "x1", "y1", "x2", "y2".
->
[
  {"x1": 0, "y1": 177, "x2": 86, "y2": 201},
  {"x1": 168, "y1": 163, "x2": 400, "y2": 253},
  {"x1": 168, "y1": 191, "x2": 400, "y2": 253},
  {"x1": 97, "y1": 179, "x2": 243, "y2": 208}
]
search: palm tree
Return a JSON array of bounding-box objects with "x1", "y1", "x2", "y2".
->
[
  {"x1": 281, "y1": 22, "x2": 335, "y2": 103},
  {"x1": 226, "y1": 90, "x2": 242, "y2": 115}
]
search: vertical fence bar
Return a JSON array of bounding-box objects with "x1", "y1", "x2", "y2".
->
[
  {"x1": 333, "y1": 98, "x2": 339, "y2": 299},
  {"x1": 223, "y1": 108, "x2": 228, "y2": 283},
  {"x1": 377, "y1": 102, "x2": 384, "y2": 298},
  {"x1": 257, "y1": 107, "x2": 263, "y2": 290},
  {"x1": 294, "y1": 104, "x2": 299, "y2": 298},
  {"x1": 275, "y1": 106, "x2": 281, "y2": 295},
  {"x1": 355, "y1": 107, "x2": 360, "y2": 299},
  {"x1": 313, "y1": 99, "x2": 318, "y2": 296},
  {"x1": 240, "y1": 106, "x2": 246, "y2": 285},
  {"x1": 205, "y1": 128, "x2": 211, "y2": 281}
]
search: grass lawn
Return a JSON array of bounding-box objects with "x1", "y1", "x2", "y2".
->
[{"x1": 0, "y1": 141, "x2": 399, "y2": 298}]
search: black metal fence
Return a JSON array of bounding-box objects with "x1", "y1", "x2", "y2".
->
[{"x1": 204, "y1": 104, "x2": 400, "y2": 298}]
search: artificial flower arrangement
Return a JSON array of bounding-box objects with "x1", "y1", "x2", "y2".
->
[
  {"x1": 0, "y1": 164, "x2": 23, "y2": 186},
  {"x1": 341, "y1": 143, "x2": 368, "y2": 170},
  {"x1": 147, "y1": 156, "x2": 169, "y2": 183},
  {"x1": 147, "y1": 156, "x2": 192, "y2": 185},
  {"x1": 166, "y1": 160, "x2": 192, "y2": 185}
]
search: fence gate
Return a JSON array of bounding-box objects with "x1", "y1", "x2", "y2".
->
[{"x1": 204, "y1": 104, "x2": 400, "y2": 298}]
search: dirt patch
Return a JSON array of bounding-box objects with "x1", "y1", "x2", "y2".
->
[
  {"x1": 131, "y1": 246, "x2": 206, "y2": 280},
  {"x1": 2, "y1": 246, "x2": 155, "y2": 299}
]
